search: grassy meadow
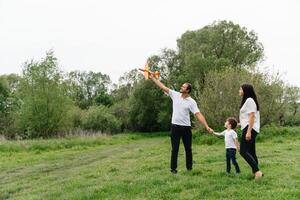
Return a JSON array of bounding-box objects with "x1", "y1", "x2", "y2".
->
[{"x1": 0, "y1": 127, "x2": 300, "y2": 200}]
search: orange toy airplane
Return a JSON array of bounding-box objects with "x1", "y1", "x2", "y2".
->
[{"x1": 139, "y1": 62, "x2": 160, "y2": 79}]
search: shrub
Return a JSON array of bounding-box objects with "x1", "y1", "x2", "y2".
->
[{"x1": 81, "y1": 105, "x2": 121, "y2": 134}]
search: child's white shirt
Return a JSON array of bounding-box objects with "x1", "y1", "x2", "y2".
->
[{"x1": 220, "y1": 129, "x2": 238, "y2": 149}]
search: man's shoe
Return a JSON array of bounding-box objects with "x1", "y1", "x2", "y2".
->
[{"x1": 171, "y1": 169, "x2": 177, "y2": 174}]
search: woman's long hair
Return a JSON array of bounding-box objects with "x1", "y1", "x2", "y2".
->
[{"x1": 240, "y1": 84, "x2": 260, "y2": 111}]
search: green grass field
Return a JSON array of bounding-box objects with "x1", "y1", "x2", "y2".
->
[{"x1": 1, "y1": 128, "x2": 300, "y2": 200}]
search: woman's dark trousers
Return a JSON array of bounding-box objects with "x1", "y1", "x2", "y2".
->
[{"x1": 240, "y1": 126, "x2": 259, "y2": 173}]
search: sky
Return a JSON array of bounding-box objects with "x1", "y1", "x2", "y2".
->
[{"x1": 0, "y1": 0, "x2": 299, "y2": 86}]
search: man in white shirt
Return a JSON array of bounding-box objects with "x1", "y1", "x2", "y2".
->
[{"x1": 149, "y1": 74, "x2": 213, "y2": 174}]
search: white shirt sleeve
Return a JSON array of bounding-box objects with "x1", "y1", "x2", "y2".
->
[
  {"x1": 245, "y1": 98, "x2": 257, "y2": 113},
  {"x1": 220, "y1": 130, "x2": 226, "y2": 136},
  {"x1": 168, "y1": 90, "x2": 176, "y2": 100},
  {"x1": 231, "y1": 130, "x2": 238, "y2": 139},
  {"x1": 189, "y1": 100, "x2": 200, "y2": 114}
]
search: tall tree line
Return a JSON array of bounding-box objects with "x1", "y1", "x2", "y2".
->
[{"x1": 0, "y1": 20, "x2": 299, "y2": 139}]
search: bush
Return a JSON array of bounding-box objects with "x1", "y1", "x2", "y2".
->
[
  {"x1": 257, "y1": 126, "x2": 300, "y2": 142},
  {"x1": 192, "y1": 129, "x2": 220, "y2": 145},
  {"x1": 109, "y1": 100, "x2": 131, "y2": 132},
  {"x1": 60, "y1": 106, "x2": 84, "y2": 132},
  {"x1": 81, "y1": 105, "x2": 121, "y2": 134}
]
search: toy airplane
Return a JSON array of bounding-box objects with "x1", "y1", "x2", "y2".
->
[{"x1": 138, "y1": 62, "x2": 160, "y2": 79}]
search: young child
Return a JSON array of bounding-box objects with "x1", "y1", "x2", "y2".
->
[{"x1": 213, "y1": 117, "x2": 241, "y2": 174}]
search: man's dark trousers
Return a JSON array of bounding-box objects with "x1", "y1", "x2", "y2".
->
[{"x1": 170, "y1": 124, "x2": 192, "y2": 171}]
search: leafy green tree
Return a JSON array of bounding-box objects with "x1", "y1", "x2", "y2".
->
[
  {"x1": 118, "y1": 69, "x2": 144, "y2": 87},
  {"x1": 0, "y1": 78, "x2": 10, "y2": 135},
  {"x1": 281, "y1": 86, "x2": 300, "y2": 125},
  {"x1": 0, "y1": 79, "x2": 9, "y2": 114},
  {"x1": 110, "y1": 69, "x2": 143, "y2": 103},
  {"x1": 147, "y1": 48, "x2": 181, "y2": 90},
  {"x1": 17, "y1": 51, "x2": 73, "y2": 138},
  {"x1": 108, "y1": 69, "x2": 144, "y2": 132},
  {"x1": 95, "y1": 91, "x2": 112, "y2": 107},
  {"x1": 67, "y1": 71, "x2": 111, "y2": 109},
  {"x1": 113, "y1": 61, "x2": 174, "y2": 132},
  {"x1": 196, "y1": 67, "x2": 292, "y2": 129},
  {"x1": 129, "y1": 80, "x2": 171, "y2": 132},
  {"x1": 0, "y1": 74, "x2": 21, "y2": 137},
  {"x1": 177, "y1": 20, "x2": 264, "y2": 87}
]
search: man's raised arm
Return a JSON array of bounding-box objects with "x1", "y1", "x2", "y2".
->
[{"x1": 149, "y1": 74, "x2": 170, "y2": 94}]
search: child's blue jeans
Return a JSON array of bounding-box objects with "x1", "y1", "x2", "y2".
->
[{"x1": 226, "y1": 148, "x2": 240, "y2": 173}]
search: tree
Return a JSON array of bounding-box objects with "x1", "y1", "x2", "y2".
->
[
  {"x1": 95, "y1": 91, "x2": 112, "y2": 107},
  {"x1": 67, "y1": 71, "x2": 111, "y2": 109},
  {"x1": 0, "y1": 74, "x2": 21, "y2": 137},
  {"x1": 282, "y1": 86, "x2": 300, "y2": 125},
  {"x1": 109, "y1": 69, "x2": 144, "y2": 132},
  {"x1": 129, "y1": 80, "x2": 171, "y2": 132},
  {"x1": 17, "y1": 51, "x2": 73, "y2": 138},
  {"x1": 0, "y1": 78, "x2": 10, "y2": 135},
  {"x1": 196, "y1": 67, "x2": 291, "y2": 129},
  {"x1": 176, "y1": 20, "x2": 264, "y2": 87},
  {"x1": 112, "y1": 56, "x2": 176, "y2": 132},
  {"x1": 0, "y1": 78, "x2": 9, "y2": 114},
  {"x1": 147, "y1": 48, "x2": 181, "y2": 90},
  {"x1": 111, "y1": 68, "x2": 143, "y2": 103}
]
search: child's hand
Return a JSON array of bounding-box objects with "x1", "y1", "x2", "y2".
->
[
  {"x1": 206, "y1": 127, "x2": 214, "y2": 134},
  {"x1": 212, "y1": 131, "x2": 222, "y2": 137}
]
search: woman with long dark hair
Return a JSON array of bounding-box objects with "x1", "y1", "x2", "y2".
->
[{"x1": 239, "y1": 84, "x2": 263, "y2": 179}]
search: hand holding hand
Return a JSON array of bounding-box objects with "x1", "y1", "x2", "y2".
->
[{"x1": 206, "y1": 127, "x2": 214, "y2": 134}]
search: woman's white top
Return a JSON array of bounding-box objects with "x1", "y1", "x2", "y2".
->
[{"x1": 239, "y1": 98, "x2": 260, "y2": 133}]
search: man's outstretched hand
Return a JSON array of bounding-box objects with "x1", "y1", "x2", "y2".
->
[
  {"x1": 206, "y1": 127, "x2": 214, "y2": 134},
  {"x1": 149, "y1": 73, "x2": 154, "y2": 80}
]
